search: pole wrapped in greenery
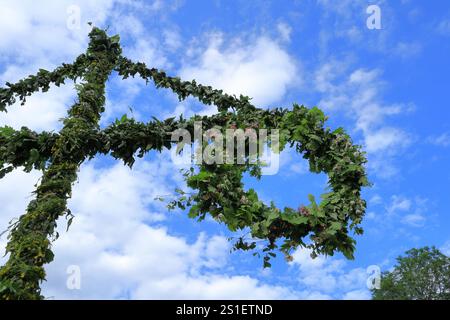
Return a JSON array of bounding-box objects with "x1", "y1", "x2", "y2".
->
[{"x1": 0, "y1": 27, "x2": 369, "y2": 300}]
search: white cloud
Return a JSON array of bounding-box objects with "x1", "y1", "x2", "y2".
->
[
  {"x1": 366, "y1": 212, "x2": 377, "y2": 220},
  {"x1": 0, "y1": 0, "x2": 179, "y2": 131},
  {"x1": 0, "y1": 84, "x2": 75, "y2": 131},
  {"x1": 316, "y1": 65, "x2": 404, "y2": 139},
  {"x1": 289, "y1": 161, "x2": 309, "y2": 175},
  {"x1": 314, "y1": 61, "x2": 413, "y2": 178},
  {"x1": 276, "y1": 148, "x2": 311, "y2": 177},
  {"x1": 387, "y1": 195, "x2": 412, "y2": 214},
  {"x1": 370, "y1": 195, "x2": 429, "y2": 229},
  {"x1": 0, "y1": 0, "x2": 128, "y2": 131},
  {"x1": 392, "y1": 41, "x2": 422, "y2": 59},
  {"x1": 180, "y1": 33, "x2": 299, "y2": 108},
  {"x1": 369, "y1": 195, "x2": 382, "y2": 205},
  {"x1": 0, "y1": 2, "x2": 306, "y2": 299},
  {"x1": 343, "y1": 289, "x2": 371, "y2": 300},
  {"x1": 291, "y1": 249, "x2": 370, "y2": 299},
  {"x1": 40, "y1": 156, "x2": 301, "y2": 299},
  {"x1": 437, "y1": 19, "x2": 450, "y2": 36},
  {"x1": 133, "y1": 274, "x2": 297, "y2": 299},
  {"x1": 163, "y1": 29, "x2": 182, "y2": 51},
  {"x1": 122, "y1": 36, "x2": 168, "y2": 69},
  {"x1": 0, "y1": 154, "x2": 375, "y2": 299},
  {"x1": 312, "y1": 0, "x2": 420, "y2": 178},
  {"x1": 0, "y1": 155, "x2": 300, "y2": 299},
  {"x1": 316, "y1": 0, "x2": 413, "y2": 60},
  {"x1": 441, "y1": 241, "x2": 450, "y2": 256},
  {"x1": 1, "y1": 0, "x2": 418, "y2": 300},
  {"x1": 396, "y1": 196, "x2": 428, "y2": 228},
  {"x1": 429, "y1": 132, "x2": 450, "y2": 147},
  {"x1": 365, "y1": 127, "x2": 409, "y2": 153},
  {"x1": 277, "y1": 22, "x2": 292, "y2": 43},
  {"x1": 401, "y1": 213, "x2": 426, "y2": 227},
  {"x1": 0, "y1": 3, "x2": 110, "y2": 258},
  {"x1": 0, "y1": 169, "x2": 43, "y2": 264},
  {"x1": 0, "y1": 0, "x2": 115, "y2": 62}
]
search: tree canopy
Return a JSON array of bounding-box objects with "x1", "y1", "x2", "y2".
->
[
  {"x1": 0, "y1": 27, "x2": 369, "y2": 299},
  {"x1": 372, "y1": 246, "x2": 450, "y2": 300}
]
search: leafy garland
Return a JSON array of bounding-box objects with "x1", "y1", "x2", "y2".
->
[{"x1": 0, "y1": 27, "x2": 369, "y2": 300}]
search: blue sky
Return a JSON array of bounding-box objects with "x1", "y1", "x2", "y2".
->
[{"x1": 0, "y1": 0, "x2": 449, "y2": 299}]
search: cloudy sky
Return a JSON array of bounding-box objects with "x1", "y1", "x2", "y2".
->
[{"x1": 0, "y1": 0, "x2": 449, "y2": 299}]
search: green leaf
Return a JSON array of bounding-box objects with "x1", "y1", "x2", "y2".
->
[
  {"x1": 66, "y1": 214, "x2": 74, "y2": 232},
  {"x1": 195, "y1": 170, "x2": 212, "y2": 182},
  {"x1": 282, "y1": 214, "x2": 308, "y2": 225},
  {"x1": 110, "y1": 35, "x2": 120, "y2": 44},
  {"x1": 330, "y1": 221, "x2": 342, "y2": 230},
  {"x1": 29, "y1": 148, "x2": 40, "y2": 163},
  {"x1": 188, "y1": 205, "x2": 199, "y2": 218}
]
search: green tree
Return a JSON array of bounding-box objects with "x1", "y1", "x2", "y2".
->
[
  {"x1": 0, "y1": 27, "x2": 369, "y2": 299},
  {"x1": 372, "y1": 246, "x2": 450, "y2": 300}
]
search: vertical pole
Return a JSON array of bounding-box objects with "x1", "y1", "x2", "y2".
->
[{"x1": 0, "y1": 28, "x2": 120, "y2": 299}]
